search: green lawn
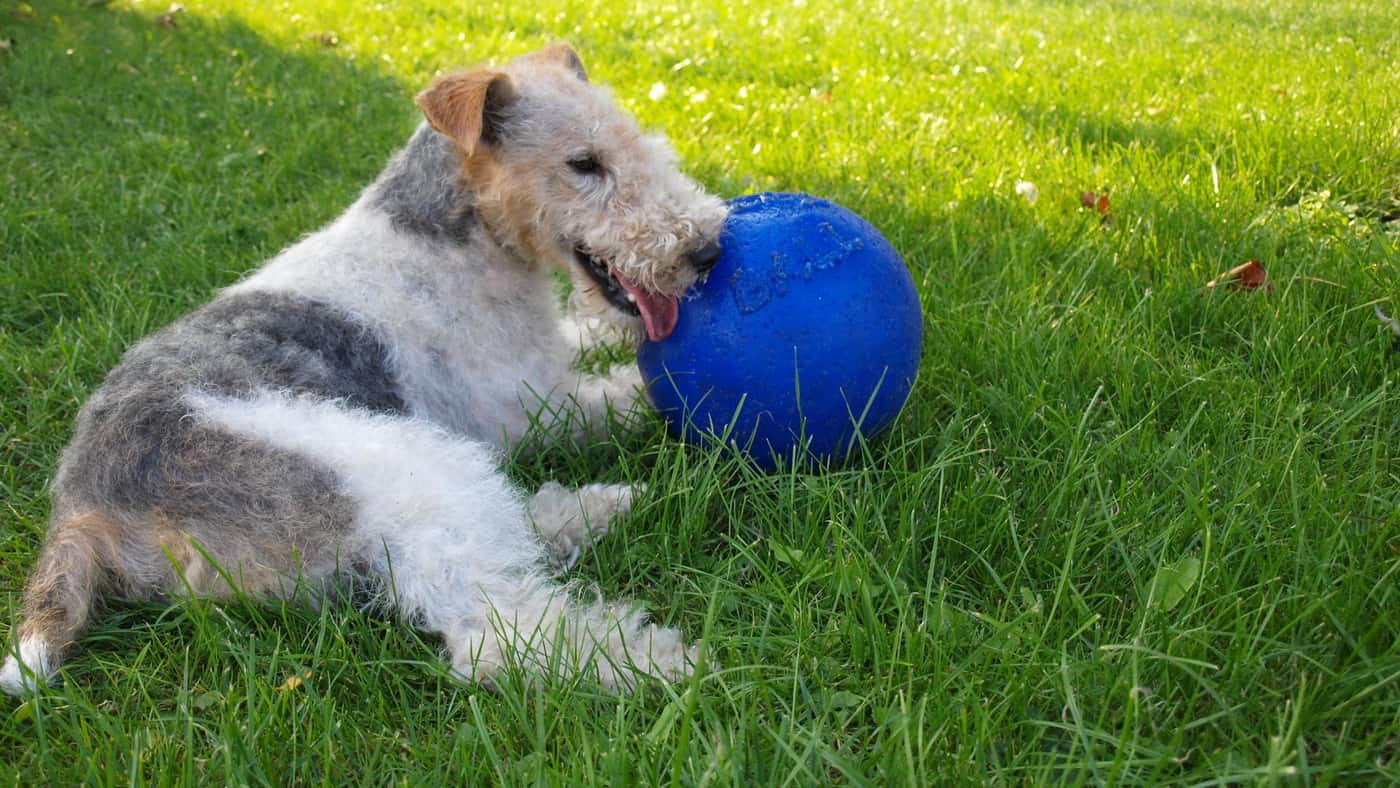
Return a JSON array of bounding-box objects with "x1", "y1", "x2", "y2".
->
[{"x1": 3, "y1": 0, "x2": 1399, "y2": 783}]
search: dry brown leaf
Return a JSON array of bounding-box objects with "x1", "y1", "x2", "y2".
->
[
  {"x1": 1080, "y1": 190, "x2": 1111, "y2": 222},
  {"x1": 1206, "y1": 260, "x2": 1272, "y2": 292},
  {"x1": 277, "y1": 670, "x2": 313, "y2": 691},
  {"x1": 308, "y1": 32, "x2": 339, "y2": 47}
]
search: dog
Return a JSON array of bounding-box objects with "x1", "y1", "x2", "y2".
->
[{"x1": 0, "y1": 43, "x2": 728, "y2": 695}]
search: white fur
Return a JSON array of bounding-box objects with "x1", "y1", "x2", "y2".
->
[
  {"x1": 3, "y1": 47, "x2": 717, "y2": 696},
  {"x1": 187, "y1": 390, "x2": 691, "y2": 688},
  {"x1": 228, "y1": 53, "x2": 726, "y2": 448},
  {"x1": 530, "y1": 481, "x2": 636, "y2": 569},
  {"x1": 225, "y1": 205, "x2": 637, "y2": 448},
  {"x1": 0, "y1": 637, "x2": 53, "y2": 696}
]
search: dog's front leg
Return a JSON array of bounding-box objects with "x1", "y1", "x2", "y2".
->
[
  {"x1": 575, "y1": 363, "x2": 647, "y2": 425},
  {"x1": 528, "y1": 364, "x2": 648, "y2": 445},
  {"x1": 528, "y1": 481, "x2": 639, "y2": 568}
]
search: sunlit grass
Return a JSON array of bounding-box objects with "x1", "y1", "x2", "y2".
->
[{"x1": 2, "y1": 0, "x2": 1398, "y2": 783}]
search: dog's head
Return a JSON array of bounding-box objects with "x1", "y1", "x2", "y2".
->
[{"x1": 417, "y1": 43, "x2": 728, "y2": 342}]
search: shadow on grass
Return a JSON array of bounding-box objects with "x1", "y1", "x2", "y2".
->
[
  {"x1": 0, "y1": 0, "x2": 419, "y2": 714},
  {"x1": 0, "y1": 1, "x2": 422, "y2": 564},
  {"x1": 0, "y1": 0, "x2": 411, "y2": 337},
  {"x1": 1011, "y1": 101, "x2": 1198, "y2": 159}
]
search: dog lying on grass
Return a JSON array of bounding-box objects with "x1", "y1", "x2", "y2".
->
[{"x1": 2, "y1": 43, "x2": 726, "y2": 695}]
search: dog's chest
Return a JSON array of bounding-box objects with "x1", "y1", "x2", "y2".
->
[{"x1": 228, "y1": 209, "x2": 572, "y2": 446}]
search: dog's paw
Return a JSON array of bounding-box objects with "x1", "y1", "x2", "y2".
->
[
  {"x1": 640, "y1": 624, "x2": 699, "y2": 684},
  {"x1": 0, "y1": 639, "x2": 55, "y2": 697},
  {"x1": 532, "y1": 482, "x2": 641, "y2": 569}
]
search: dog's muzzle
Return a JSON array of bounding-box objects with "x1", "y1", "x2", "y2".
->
[
  {"x1": 687, "y1": 241, "x2": 722, "y2": 274},
  {"x1": 573, "y1": 247, "x2": 638, "y2": 316}
]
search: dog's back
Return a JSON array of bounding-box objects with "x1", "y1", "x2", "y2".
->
[{"x1": 3, "y1": 43, "x2": 722, "y2": 695}]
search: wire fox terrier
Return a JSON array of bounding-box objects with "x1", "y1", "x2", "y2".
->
[{"x1": 1, "y1": 43, "x2": 728, "y2": 695}]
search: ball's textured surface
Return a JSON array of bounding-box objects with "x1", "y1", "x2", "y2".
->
[{"x1": 638, "y1": 192, "x2": 922, "y2": 468}]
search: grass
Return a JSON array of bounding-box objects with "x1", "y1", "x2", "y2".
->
[{"x1": 2, "y1": 0, "x2": 1399, "y2": 782}]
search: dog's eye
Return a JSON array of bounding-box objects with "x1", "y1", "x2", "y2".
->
[{"x1": 567, "y1": 154, "x2": 602, "y2": 175}]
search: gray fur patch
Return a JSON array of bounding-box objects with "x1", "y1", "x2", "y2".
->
[
  {"x1": 50, "y1": 292, "x2": 406, "y2": 575},
  {"x1": 368, "y1": 124, "x2": 476, "y2": 245}
]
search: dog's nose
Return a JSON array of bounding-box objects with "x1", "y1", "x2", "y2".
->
[{"x1": 688, "y1": 241, "x2": 722, "y2": 273}]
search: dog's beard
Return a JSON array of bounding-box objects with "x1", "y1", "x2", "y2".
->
[
  {"x1": 568, "y1": 287, "x2": 645, "y2": 346},
  {"x1": 570, "y1": 247, "x2": 680, "y2": 341}
]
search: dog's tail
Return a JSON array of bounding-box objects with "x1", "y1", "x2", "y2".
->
[{"x1": 2, "y1": 511, "x2": 122, "y2": 696}]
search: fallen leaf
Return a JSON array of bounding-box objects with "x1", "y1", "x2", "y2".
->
[
  {"x1": 770, "y1": 543, "x2": 806, "y2": 566},
  {"x1": 117, "y1": 62, "x2": 141, "y2": 75},
  {"x1": 1150, "y1": 556, "x2": 1201, "y2": 612},
  {"x1": 277, "y1": 670, "x2": 313, "y2": 691},
  {"x1": 307, "y1": 31, "x2": 338, "y2": 47},
  {"x1": 1206, "y1": 260, "x2": 1272, "y2": 292},
  {"x1": 1080, "y1": 190, "x2": 1111, "y2": 222}
]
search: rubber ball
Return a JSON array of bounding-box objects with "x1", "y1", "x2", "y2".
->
[{"x1": 638, "y1": 192, "x2": 922, "y2": 469}]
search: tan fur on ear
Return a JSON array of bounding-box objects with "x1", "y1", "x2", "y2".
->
[
  {"x1": 416, "y1": 69, "x2": 518, "y2": 156},
  {"x1": 529, "y1": 42, "x2": 588, "y2": 82}
]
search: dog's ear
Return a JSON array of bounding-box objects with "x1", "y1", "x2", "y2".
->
[
  {"x1": 553, "y1": 43, "x2": 588, "y2": 82},
  {"x1": 533, "y1": 42, "x2": 588, "y2": 82},
  {"x1": 416, "y1": 69, "x2": 519, "y2": 156}
]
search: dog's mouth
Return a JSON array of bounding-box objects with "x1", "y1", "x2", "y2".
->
[{"x1": 573, "y1": 247, "x2": 679, "y2": 342}]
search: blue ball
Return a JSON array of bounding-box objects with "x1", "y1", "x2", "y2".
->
[{"x1": 638, "y1": 192, "x2": 922, "y2": 469}]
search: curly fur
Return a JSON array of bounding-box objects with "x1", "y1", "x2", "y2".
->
[{"x1": 2, "y1": 43, "x2": 719, "y2": 696}]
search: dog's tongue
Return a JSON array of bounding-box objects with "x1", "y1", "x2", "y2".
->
[{"x1": 615, "y1": 273, "x2": 679, "y2": 342}]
